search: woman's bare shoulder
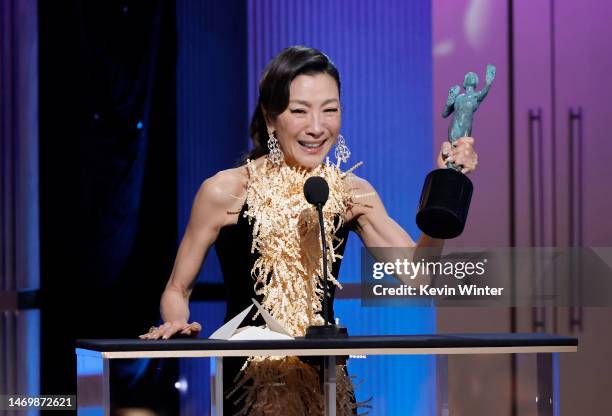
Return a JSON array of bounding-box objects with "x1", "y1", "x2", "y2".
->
[
  {"x1": 344, "y1": 173, "x2": 383, "y2": 223},
  {"x1": 191, "y1": 165, "x2": 250, "y2": 225},
  {"x1": 345, "y1": 173, "x2": 377, "y2": 194},
  {"x1": 209, "y1": 165, "x2": 249, "y2": 192}
]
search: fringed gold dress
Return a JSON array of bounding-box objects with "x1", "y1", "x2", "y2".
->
[{"x1": 215, "y1": 159, "x2": 370, "y2": 415}]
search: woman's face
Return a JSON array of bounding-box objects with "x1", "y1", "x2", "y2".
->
[{"x1": 268, "y1": 73, "x2": 341, "y2": 169}]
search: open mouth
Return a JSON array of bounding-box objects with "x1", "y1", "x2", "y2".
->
[{"x1": 298, "y1": 139, "x2": 326, "y2": 150}]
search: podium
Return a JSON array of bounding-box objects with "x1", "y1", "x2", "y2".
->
[{"x1": 76, "y1": 333, "x2": 577, "y2": 416}]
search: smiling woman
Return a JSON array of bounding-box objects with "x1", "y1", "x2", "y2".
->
[
  {"x1": 247, "y1": 46, "x2": 343, "y2": 168},
  {"x1": 141, "y1": 45, "x2": 479, "y2": 415},
  {"x1": 277, "y1": 75, "x2": 340, "y2": 161},
  {"x1": 260, "y1": 73, "x2": 340, "y2": 167}
]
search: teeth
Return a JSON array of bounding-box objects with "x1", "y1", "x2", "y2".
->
[{"x1": 299, "y1": 141, "x2": 323, "y2": 148}]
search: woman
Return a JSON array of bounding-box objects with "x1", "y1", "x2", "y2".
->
[{"x1": 140, "y1": 46, "x2": 478, "y2": 415}]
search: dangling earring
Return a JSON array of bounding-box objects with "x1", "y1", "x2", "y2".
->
[
  {"x1": 334, "y1": 134, "x2": 351, "y2": 163},
  {"x1": 267, "y1": 128, "x2": 284, "y2": 165}
]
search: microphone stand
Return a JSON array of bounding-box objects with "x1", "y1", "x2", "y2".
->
[
  {"x1": 305, "y1": 203, "x2": 348, "y2": 339},
  {"x1": 302, "y1": 178, "x2": 349, "y2": 397}
]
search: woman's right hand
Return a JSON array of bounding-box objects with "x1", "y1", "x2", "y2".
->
[{"x1": 139, "y1": 320, "x2": 202, "y2": 340}]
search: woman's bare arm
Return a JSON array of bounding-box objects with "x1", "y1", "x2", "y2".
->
[
  {"x1": 347, "y1": 176, "x2": 443, "y2": 249},
  {"x1": 345, "y1": 175, "x2": 442, "y2": 285},
  {"x1": 346, "y1": 138, "x2": 477, "y2": 282},
  {"x1": 141, "y1": 168, "x2": 247, "y2": 339}
]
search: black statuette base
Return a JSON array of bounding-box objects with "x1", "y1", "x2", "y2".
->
[{"x1": 416, "y1": 168, "x2": 473, "y2": 239}]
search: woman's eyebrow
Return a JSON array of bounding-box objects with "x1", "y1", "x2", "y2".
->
[{"x1": 289, "y1": 98, "x2": 340, "y2": 106}]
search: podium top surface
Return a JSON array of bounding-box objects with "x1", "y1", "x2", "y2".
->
[{"x1": 76, "y1": 333, "x2": 577, "y2": 359}]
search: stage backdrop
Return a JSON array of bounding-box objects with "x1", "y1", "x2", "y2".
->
[{"x1": 177, "y1": 0, "x2": 436, "y2": 414}]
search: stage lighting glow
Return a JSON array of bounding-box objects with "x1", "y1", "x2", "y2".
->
[{"x1": 174, "y1": 378, "x2": 188, "y2": 394}]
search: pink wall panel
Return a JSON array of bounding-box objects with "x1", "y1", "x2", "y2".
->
[{"x1": 433, "y1": 0, "x2": 510, "y2": 247}]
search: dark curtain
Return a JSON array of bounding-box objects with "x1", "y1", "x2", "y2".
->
[{"x1": 39, "y1": 0, "x2": 178, "y2": 412}]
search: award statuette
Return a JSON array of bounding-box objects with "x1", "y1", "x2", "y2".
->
[{"x1": 416, "y1": 64, "x2": 496, "y2": 239}]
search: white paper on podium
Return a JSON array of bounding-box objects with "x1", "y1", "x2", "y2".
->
[
  {"x1": 251, "y1": 298, "x2": 293, "y2": 337},
  {"x1": 208, "y1": 304, "x2": 253, "y2": 340},
  {"x1": 208, "y1": 299, "x2": 294, "y2": 340}
]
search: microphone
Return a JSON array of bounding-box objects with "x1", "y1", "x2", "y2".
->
[
  {"x1": 303, "y1": 176, "x2": 348, "y2": 338},
  {"x1": 304, "y1": 176, "x2": 329, "y2": 206}
]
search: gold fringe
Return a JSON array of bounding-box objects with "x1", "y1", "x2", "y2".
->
[
  {"x1": 243, "y1": 158, "x2": 354, "y2": 336},
  {"x1": 341, "y1": 161, "x2": 363, "y2": 178},
  {"x1": 228, "y1": 158, "x2": 371, "y2": 415},
  {"x1": 353, "y1": 192, "x2": 376, "y2": 199},
  {"x1": 228, "y1": 356, "x2": 366, "y2": 416}
]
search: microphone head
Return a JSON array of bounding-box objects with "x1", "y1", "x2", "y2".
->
[{"x1": 304, "y1": 176, "x2": 329, "y2": 206}]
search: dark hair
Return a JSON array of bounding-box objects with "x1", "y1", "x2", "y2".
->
[{"x1": 247, "y1": 46, "x2": 341, "y2": 160}]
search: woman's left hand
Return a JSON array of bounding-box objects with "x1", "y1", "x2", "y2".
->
[{"x1": 437, "y1": 136, "x2": 478, "y2": 174}]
